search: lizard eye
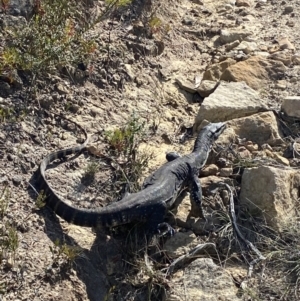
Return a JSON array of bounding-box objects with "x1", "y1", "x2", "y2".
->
[{"x1": 213, "y1": 122, "x2": 226, "y2": 137}]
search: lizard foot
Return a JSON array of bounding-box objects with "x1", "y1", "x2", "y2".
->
[
  {"x1": 157, "y1": 222, "x2": 176, "y2": 236},
  {"x1": 200, "y1": 213, "x2": 207, "y2": 222}
]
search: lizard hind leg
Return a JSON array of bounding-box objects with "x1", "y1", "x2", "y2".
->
[
  {"x1": 145, "y1": 203, "x2": 175, "y2": 236},
  {"x1": 142, "y1": 152, "x2": 181, "y2": 190}
]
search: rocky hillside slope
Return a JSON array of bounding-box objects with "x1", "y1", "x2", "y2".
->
[{"x1": 1, "y1": 0, "x2": 300, "y2": 300}]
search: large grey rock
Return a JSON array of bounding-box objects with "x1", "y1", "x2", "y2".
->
[
  {"x1": 220, "y1": 56, "x2": 287, "y2": 90},
  {"x1": 240, "y1": 166, "x2": 300, "y2": 230},
  {"x1": 216, "y1": 111, "x2": 284, "y2": 146},
  {"x1": 169, "y1": 258, "x2": 241, "y2": 301},
  {"x1": 219, "y1": 29, "x2": 252, "y2": 44},
  {"x1": 194, "y1": 81, "x2": 267, "y2": 128}
]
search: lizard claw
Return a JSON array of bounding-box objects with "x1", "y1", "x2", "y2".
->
[
  {"x1": 157, "y1": 222, "x2": 176, "y2": 236},
  {"x1": 201, "y1": 214, "x2": 207, "y2": 222}
]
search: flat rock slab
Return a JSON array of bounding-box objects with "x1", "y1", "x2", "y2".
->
[
  {"x1": 194, "y1": 81, "x2": 267, "y2": 128},
  {"x1": 164, "y1": 231, "x2": 199, "y2": 258},
  {"x1": 169, "y1": 258, "x2": 241, "y2": 301},
  {"x1": 240, "y1": 166, "x2": 300, "y2": 230}
]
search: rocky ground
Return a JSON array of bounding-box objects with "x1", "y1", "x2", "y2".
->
[{"x1": 1, "y1": 0, "x2": 300, "y2": 300}]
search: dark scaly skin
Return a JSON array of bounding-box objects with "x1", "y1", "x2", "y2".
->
[{"x1": 38, "y1": 121, "x2": 226, "y2": 233}]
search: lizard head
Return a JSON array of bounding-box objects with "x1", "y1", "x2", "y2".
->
[
  {"x1": 206, "y1": 122, "x2": 226, "y2": 141},
  {"x1": 193, "y1": 122, "x2": 226, "y2": 153}
]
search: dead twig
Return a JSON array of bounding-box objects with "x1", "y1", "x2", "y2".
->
[
  {"x1": 165, "y1": 242, "x2": 218, "y2": 276},
  {"x1": 222, "y1": 183, "x2": 266, "y2": 278}
]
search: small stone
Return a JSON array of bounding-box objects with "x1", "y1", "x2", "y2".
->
[
  {"x1": 196, "y1": 80, "x2": 218, "y2": 98},
  {"x1": 12, "y1": 175, "x2": 22, "y2": 186},
  {"x1": 292, "y1": 54, "x2": 300, "y2": 65},
  {"x1": 255, "y1": 0, "x2": 267, "y2": 7},
  {"x1": 244, "y1": 143, "x2": 258, "y2": 152},
  {"x1": 278, "y1": 37, "x2": 295, "y2": 51},
  {"x1": 224, "y1": 4, "x2": 234, "y2": 10},
  {"x1": 0, "y1": 176, "x2": 8, "y2": 184},
  {"x1": 226, "y1": 14, "x2": 236, "y2": 20},
  {"x1": 283, "y1": 6, "x2": 293, "y2": 14},
  {"x1": 242, "y1": 15, "x2": 256, "y2": 22},
  {"x1": 56, "y1": 83, "x2": 69, "y2": 95},
  {"x1": 201, "y1": 164, "x2": 219, "y2": 177},
  {"x1": 61, "y1": 132, "x2": 70, "y2": 140},
  {"x1": 261, "y1": 144, "x2": 273, "y2": 151},
  {"x1": 68, "y1": 103, "x2": 80, "y2": 113},
  {"x1": 182, "y1": 17, "x2": 194, "y2": 26},
  {"x1": 7, "y1": 153, "x2": 16, "y2": 161},
  {"x1": 5, "y1": 258, "x2": 14, "y2": 268},
  {"x1": 273, "y1": 153, "x2": 290, "y2": 166},
  {"x1": 286, "y1": 20, "x2": 295, "y2": 27},
  {"x1": 219, "y1": 167, "x2": 233, "y2": 177},
  {"x1": 1, "y1": 69, "x2": 23, "y2": 88},
  {"x1": 175, "y1": 78, "x2": 197, "y2": 93},
  {"x1": 236, "y1": 0, "x2": 252, "y2": 7},
  {"x1": 275, "y1": 80, "x2": 287, "y2": 90},
  {"x1": 264, "y1": 149, "x2": 274, "y2": 158},
  {"x1": 164, "y1": 110, "x2": 173, "y2": 121},
  {"x1": 238, "y1": 146, "x2": 252, "y2": 158},
  {"x1": 124, "y1": 64, "x2": 135, "y2": 80},
  {"x1": 225, "y1": 40, "x2": 240, "y2": 51},
  {"x1": 236, "y1": 41, "x2": 257, "y2": 54}
]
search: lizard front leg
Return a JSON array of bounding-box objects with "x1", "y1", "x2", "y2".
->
[
  {"x1": 189, "y1": 175, "x2": 206, "y2": 221},
  {"x1": 142, "y1": 152, "x2": 181, "y2": 189}
]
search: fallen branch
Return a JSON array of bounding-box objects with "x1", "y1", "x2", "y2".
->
[
  {"x1": 165, "y1": 242, "x2": 217, "y2": 276},
  {"x1": 223, "y1": 183, "x2": 266, "y2": 278}
]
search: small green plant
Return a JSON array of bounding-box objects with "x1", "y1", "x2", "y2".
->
[
  {"x1": 105, "y1": 114, "x2": 152, "y2": 192},
  {"x1": 83, "y1": 160, "x2": 99, "y2": 181},
  {"x1": 36, "y1": 190, "x2": 47, "y2": 209},
  {"x1": 49, "y1": 239, "x2": 82, "y2": 266},
  {"x1": 105, "y1": 114, "x2": 146, "y2": 157},
  {"x1": 0, "y1": 186, "x2": 18, "y2": 264},
  {"x1": 148, "y1": 16, "x2": 171, "y2": 36},
  {"x1": 0, "y1": 107, "x2": 14, "y2": 123},
  {"x1": 1, "y1": 0, "x2": 94, "y2": 78},
  {"x1": 105, "y1": 0, "x2": 132, "y2": 6},
  {"x1": 0, "y1": 281, "x2": 6, "y2": 295},
  {"x1": 0, "y1": 186, "x2": 9, "y2": 218},
  {"x1": 3, "y1": 225, "x2": 18, "y2": 256},
  {"x1": 0, "y1": 0, "x2": 133, "y2": 85}
]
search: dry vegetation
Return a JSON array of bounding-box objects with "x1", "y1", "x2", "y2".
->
[{"x1": 0, "y1": 0, "x2": 300, "y2": 300}]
